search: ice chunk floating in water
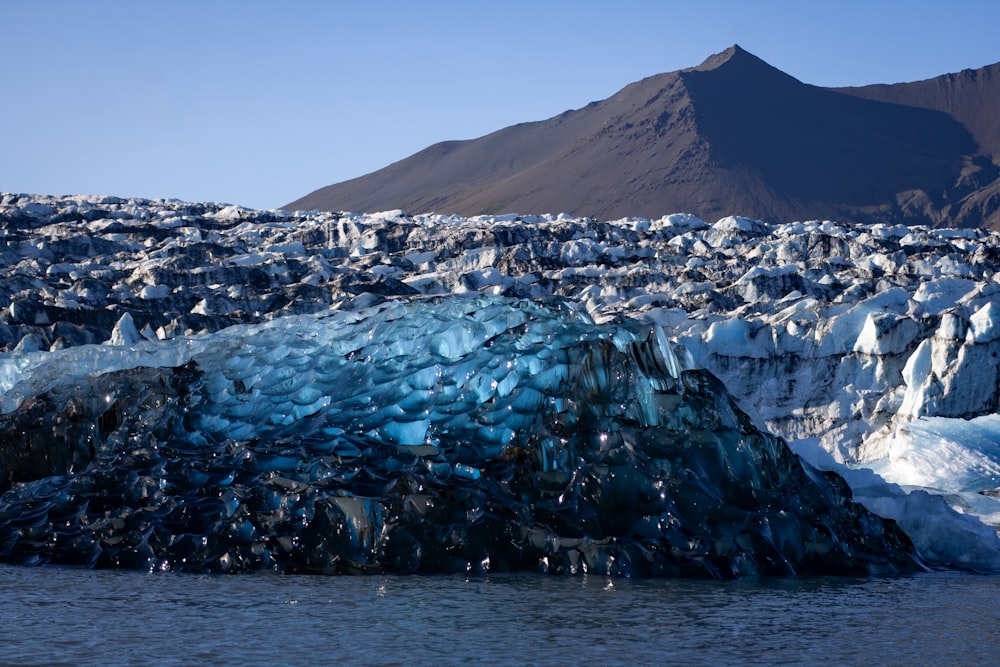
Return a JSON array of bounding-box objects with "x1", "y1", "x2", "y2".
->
[{"x1": 0, "y1": 295, "x2": 920, "y2": 576}]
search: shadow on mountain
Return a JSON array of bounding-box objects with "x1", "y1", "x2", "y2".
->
[{"x1": 682, "y1": 47, "x2": 976, "y2": 206}]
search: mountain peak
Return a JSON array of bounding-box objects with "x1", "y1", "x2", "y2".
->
[
  {"x1": 683, "y1": 44, "x2": 805, "y2": 89},
  {"x1": 690, "y1": 44, "x2": 759, "y2": 72}
]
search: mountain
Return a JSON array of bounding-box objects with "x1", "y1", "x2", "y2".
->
[
  {"x1": 834, "y1": 61, "x2": 1000, "y2": 227},
  {"x1": 286, "y1": 45, "x2": 1000, "y2": 228}
]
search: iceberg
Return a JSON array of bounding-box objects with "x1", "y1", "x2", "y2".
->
[{"x1": 0, "y1": 295, "x2": 918, "y2": 576}]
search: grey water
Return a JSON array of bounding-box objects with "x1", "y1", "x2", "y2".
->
[{"x1": 3, "y1": 566, "x2": 1000, "y2": 667}]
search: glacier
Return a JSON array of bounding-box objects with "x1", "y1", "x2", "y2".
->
[{"x1": 4, "y1": 193, "x2": 1000, "y2": 574}]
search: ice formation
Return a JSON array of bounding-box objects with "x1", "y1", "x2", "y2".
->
[
  {"x1": 0, "y1": 295, "x2": 921, "y2": 576},
  {"x1": 3, "y1": 193, "x2": 1000, "y2": 574}
]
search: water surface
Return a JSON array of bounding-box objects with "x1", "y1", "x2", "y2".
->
[{"x1": 2, "y1": 565, "x2": 999, "y2": 665}]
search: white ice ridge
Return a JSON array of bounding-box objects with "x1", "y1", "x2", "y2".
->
[{"x1": 4, "y1": 193, "x2": 1000, "y2": 540}]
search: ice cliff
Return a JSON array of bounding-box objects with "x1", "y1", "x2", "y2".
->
[{"x1": 3, "y1": 193, "x2": 1000, "y2": 573}]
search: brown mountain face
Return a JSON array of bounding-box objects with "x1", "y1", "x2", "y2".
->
[
  {"x1": 286, "y1": 45, "x2": 1000, "y2": 228},
  {"x1": 834, "y1": 62, "x2": 1000, "y2": 228}
]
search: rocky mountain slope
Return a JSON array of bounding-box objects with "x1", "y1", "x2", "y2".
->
[{"x1": 287, "y1": 46, "x2": 1000, "y2": 228}]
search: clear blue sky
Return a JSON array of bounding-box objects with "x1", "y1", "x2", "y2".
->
[{"x1": 3, "y1": 0, "x2": 998, "y2": 210}]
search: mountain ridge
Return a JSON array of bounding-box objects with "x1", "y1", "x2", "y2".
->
[{"x1": 287, "y1": 46, "x2": 1000, "y2": 228}]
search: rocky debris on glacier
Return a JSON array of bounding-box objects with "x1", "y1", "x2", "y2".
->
[
  {"x1": 4, "y1": 193, "x2": 1000, "y2": 570},
  {"x1": 0, "y1": 295, "x2": 919, "y2": 576}
]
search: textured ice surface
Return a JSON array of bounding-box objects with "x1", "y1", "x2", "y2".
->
[
  {"x1": 7, "y1": 194, "x2": 1000, "y2": 572},
  {"x1": 0, "y1": 295, "x2": 917, "y2": 576}
]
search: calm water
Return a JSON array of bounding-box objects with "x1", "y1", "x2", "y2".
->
[{"x1": 2, "y1": 564, "x2": 999, "y2": 666}]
